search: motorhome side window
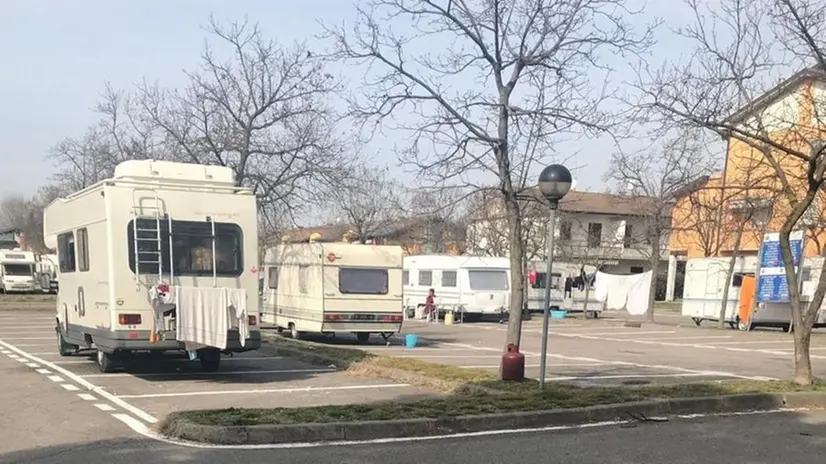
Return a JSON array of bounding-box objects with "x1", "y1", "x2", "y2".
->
[
  {"x1": 339, "y1": 267, "x2": 389, "y2": 295},
  {"x1": 57, "y1": 232, "x2": 76, "y2": 273},
  {"x1": 268, "y1": 267, "x2": 278, "y2": 289},
  {"x1": 468, "y1": 269, "x2": 509, "y2": 291},
  {"x1": 299, "y1": 265, "x2": 309, "y2": 293},
  {"x1": 126, "y1": 219, "x2": 243, "y2": 277},
  {"x1": 402, "y1": 270, "x2": 409, "y2": 285},
  {"x1": 418, "y1": 270, "x2": 433, "y2": 286},
  {"x1": 441, "y1": 270, "x2": 457, "y2": 287},
  {"x1": 77, "y1": 227, "x2": 90, "y2": 272}
]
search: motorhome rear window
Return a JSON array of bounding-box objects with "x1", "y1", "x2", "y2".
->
[
  {"x1": 3, "y1": 264, "x2": 32, "y2": 276},
  {"x1": 468, "y1": 270, "x2": 509, "y2": 291},
  {"x1": 126, "y1": 219, "x2": 243, "y2": 277},
  {"x1": 339, "y1": 268, "x2": 388, "y2": 295}
]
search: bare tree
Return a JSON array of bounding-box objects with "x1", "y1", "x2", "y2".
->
[
  {"x1": 137, "y1": 17, "x2": 353, "y2": 226},
  {"x1": 608, "y1": 130, "x2": 714, "y2": 321},
  {"x1": 637, "y1": 0, "x2": 826, "y2": 384},
  {"x1": 325, "y1": 0, "x2": 653, "y2": 347},
  {"x1": 333, "y1": 165, "x2": 406, "y2": 243}
]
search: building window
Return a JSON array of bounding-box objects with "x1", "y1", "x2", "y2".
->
[
  {"x1": 623, "y1": 224, "x2": 633, "y2": 248},
  {"x1": 58, "y1": 232, "x2": 76, "y2": 273},
  {"x1": 418, "y1": 270, "x2": 433, "y2": 286},
  {"x1": 441, "y1": 270, "x2": 457, "y2": 287},
  {"x1": 268, "y1": 267, "x2": 278, "y2": 289},
  {"x1": 587, "y1": 223, "x2": 602, "y2": 248},
  {"x1": 299, "y1": 265, "x2": 309, "y2": 293},
  {"x1": 77, "y1": 228, "x2": 90, "y2": 272},
  {"x1": 559, "y1": 221, "x2": 572, "y2": 241}
]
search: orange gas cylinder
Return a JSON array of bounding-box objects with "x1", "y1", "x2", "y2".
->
[{"x1": 500, "y1": 343, "x2": 525, "y2": 381}]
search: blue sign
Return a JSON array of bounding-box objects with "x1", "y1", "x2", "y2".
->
[{"x1": 756, "y1": 231, "x2": 804, "y2": 303}]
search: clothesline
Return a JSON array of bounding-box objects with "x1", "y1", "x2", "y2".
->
[{"x1": 593, "y1": 270, "x2": 653, "y2": 316}]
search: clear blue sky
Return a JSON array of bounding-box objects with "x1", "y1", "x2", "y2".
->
[{"x1": 0, "y1": 0, "x2": 687, "y2": 198}]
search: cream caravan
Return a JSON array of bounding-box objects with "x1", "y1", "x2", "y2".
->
[
  {"x1": 261, "y1": 243, "x2": 404, "y2": 343},
  {"x1": 43, "y1": 160, "x2": 261, "y2": 373},
  {"x1": 525, "y1": 261, "x2": 601, "y2": 315},
  {"x1": 0, "y1": 250, "x2": 37, "y2": 293},
  {"x1": 403, "y1": 254, "x2": 511, "y2": 320}
]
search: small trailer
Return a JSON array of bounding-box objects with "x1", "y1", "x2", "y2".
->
[
  {"x1": 403, "y1": 254, "x2": 510, "y2": 321},
  {"x1": 260, "y1": 242, "x2": 404, "y2": 343},
  {"x1": 43, "y1": 160, "x2": 261, "y2": 373},
  {"x1": 525, "y1": 261, "x2": 601, "y2": 316},
  {"x1": 0, "y1": 250, "x2": 37, "y2": 293}
]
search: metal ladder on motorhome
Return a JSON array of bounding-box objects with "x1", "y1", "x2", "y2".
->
[{"x1": 132, "y1": 190, "x2": 174, "y2": 290}]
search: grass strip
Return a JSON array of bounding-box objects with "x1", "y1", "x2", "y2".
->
[{"x1": 168, "y1": 379, "x2": 826, "y2": 427}]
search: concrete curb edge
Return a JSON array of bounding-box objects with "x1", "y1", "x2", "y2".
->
[{"x1": 160, "y1": 391, "x2": 826, "y2": 445}]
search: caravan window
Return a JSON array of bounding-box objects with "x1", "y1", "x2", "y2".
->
[
  {"x1": 57, "y1": 232, "x2": 76, "y2": 273},
  {"x1": 126, "y1": 219, "x2": 243, "y2": 277},
  {"x1": 531, "y1": 272, "x2": 562, "y2": 289},
  {"x1": 418, "y1": 270, "x2": 433, "y2": 286},
  {"x1": 77, "y1": 228, "x2": 90, "y2": 272},
  {"x1": 268, "y1": 267, "x2": 279, "y2": 289},
  {"x1": 299, "y1": 265, "x2": 309, "y2": 293},
  {"x1": 441, "y1": 270, "x2": 457, "y2": 287},
  {"x1": 468, "y1": 270, "x2": 509, "y2": 291},
  {"x1": 403, "y1": 270, "x2": 409, "y2": 285},
  {"x1": 339, "y1": 268, "x2": 388, "y2": 294}
]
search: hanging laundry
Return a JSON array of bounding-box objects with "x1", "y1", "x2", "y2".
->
[
  {"x1": 564, "y1": 277, "x2": 573, "y2": 298},
  {"x1": 226, "y1": 288, "x2": 249, "y2": 348},
  {"x1": 175, "y1": 286, "x2": 230, "y2": 351},
  {"x1": 625, "y1": 271, "x2": 653, "y2": 316}
]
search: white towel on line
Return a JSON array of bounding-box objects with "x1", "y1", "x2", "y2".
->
[
  {"x1": 175, "y1": 286, "x2": 229, "y2": 350},
  {"x1": 226, "y1": 288, "x2": 249, "y2": 348},
  {"x1": 625, "y1": 271, "x2": 653, "y2": 316}
]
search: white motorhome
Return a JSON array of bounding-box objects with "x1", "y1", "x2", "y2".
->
[
  {"x1": 525, "y1": 261, "x2": 601, "y2": 315},
  {"x1": 681, "y1": 256, "x2": 826, "y2": 330},
  {"x1": 0, "y1": 250, "x2": 37, "y2": 293},
  {"x1": 261, "y1": 242, "x2": 404, "y2": 343},
  {"x1": 403, "y1": 254, "x2": 511, "y2": 320},
  {"x1": 43, "y1": 160, "x2": 261, "y2": 373}
]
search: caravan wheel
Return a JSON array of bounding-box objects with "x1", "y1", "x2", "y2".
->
[
  {"x1": 199, "y1": 348, "x2": 221, "y2": 372},
  {"x1": 289, "y1": 324, "x2": 302, "y2": 340},
  {"x1": 56, "y1": 329, "x2": 76, "y2": 357},
  {"x1": 96, "y1": 350, "x2": 117, "y2": 373}
]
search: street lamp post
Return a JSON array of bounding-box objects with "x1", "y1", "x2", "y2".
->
[{"x1": 537, "y1": 164, "x2": 572, "y2": 390}]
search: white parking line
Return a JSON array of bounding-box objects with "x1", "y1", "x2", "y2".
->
[
  {"x1": 78, "y1": 393, "x2": 96, "y2": 401},
  {"x1": 25, "y1": 363, "x2": 39, "y2": 368},
  {"x1": 94, "y1": 403, "x2": 115, "y2": 411},
  {"x1": 547, "y1": 373, "x2": 716, "y2": 381},
  {"x1": 459, "y1": 362, "x2": 605, "y2": 369},
  {"x1": 0, "y1": 326, "x2": 54, "y2": 329},
  {"x1": 13, "y1": 344, "x2": 55, "y2": 347},
  {"x1": 48, "y1": 375, "x2": 64, "y2": 382},
  {"x1": 117, "y1": 383, "x2": 412, "y2": 399},
  {"x1": 81, "y1": 368, "x2": 335, "y2": 379},
  {"x1": 35, "y1": 368, "x2": 50, "y2": 374},
  {"x1": 1, "y1": 337, "x2": 54, "y2": 340},
  {"x1": 61, "y1": 383, "x2": 80, "y2": 391},
  {"x1": 637, "y1": 336, "x2": 733, "y2": 341},
  {"x1": 561, "y1": 330, "x2": 678, "y2": 337},
  {"x1": 701, "y1": 340, "x2": 793, "y2": 346}
]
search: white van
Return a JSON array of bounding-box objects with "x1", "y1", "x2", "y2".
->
[
  {"x1": 261, "y1": 242, "x2": 404, "y2": 343},
  {"x1": 403, "y1": 254, "x2": 510, "y2": 320},
  {"x1": 0, "y1": 250, "x2": 37, "y2": 293},
  {"x1": 525, "y1": 261, "x2": 601, "y2": 314},
  {"x1": 43, "y1": 160, "x2": 261, "y2": 373}
]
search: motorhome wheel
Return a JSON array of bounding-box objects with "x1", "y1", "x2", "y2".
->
[
  {"x1": 56, "y1": 329, "x2": 76, "y2": 357},
  {"x1": 96, "y1": 350, "x2": 117, "y2": 373},
  {"x1": 290, "y1": 324, "x2": 301, "y2": 340},
  {"x1": 199, "y1": 348, "x2": 221, "y2": 372},
  {"x1": 356, "y1": 332, "x2": 370, "y2": 343}
]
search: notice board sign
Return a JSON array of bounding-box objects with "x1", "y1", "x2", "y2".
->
[{"x1": 756, "y1": 230, "x2": 804, "y2": 303}]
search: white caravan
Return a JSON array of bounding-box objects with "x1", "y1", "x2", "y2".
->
[
  {"x1": 0, "y1": 250, "x2": 37, "y2": 293},
  {"x1": 681, "y1": 256, "x2": 826, "y2": 330},
  {"x1": 261, "y1": 242, "x2": 404, "y2": 343},
  {"x1": 525, "y1": 261, "x2": 601, "y2": 315},
  {"x1": 43, "y1": 160, "x2": 261, "y2": 373},
  {"x1": 403, "y1": 254, "x2": 511, "y2": 320}
]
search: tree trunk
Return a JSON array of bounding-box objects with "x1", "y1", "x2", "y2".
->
[
  {"x1": 779, "y1": 228, "x2": 811, "y2": 385},
  {"x1": 718, "y1": 228, "x2": 744, "y2": 329},
  {"x1": 646, "y1": 231, "x2": 660, "y2": 322},
  {"x1": 793, "y1": 327, "x2": 813, "y2": 385},
  {"x1": 504, "y1": 197, "x2": 525, "y2": 348}
]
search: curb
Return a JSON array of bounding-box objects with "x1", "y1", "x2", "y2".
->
[{"x1": 160, "y1": 391, "x2": 826, "y2": 445}]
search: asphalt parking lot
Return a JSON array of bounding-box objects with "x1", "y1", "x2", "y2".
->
[
  {"x1": 370, "y1": 311, "x2": 826, "y2": 386},
  {"x1": 0, "y1": 309, "x2": 431, "y2": 429}
]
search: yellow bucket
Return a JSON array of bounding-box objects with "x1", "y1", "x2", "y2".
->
[{"x1": 444, "y1": 311, "x2": 454, "y2": 326}]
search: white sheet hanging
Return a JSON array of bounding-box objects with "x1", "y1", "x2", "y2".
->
[
  {"x1": 226, "y1": 288, "x2": 249, "y2": 348},
  {"x1": 625, "y1": 271, "x2": 653, "y2": 316},
  {"x1": 175, "y1": 286, "x2": 230, "y2": 350}
]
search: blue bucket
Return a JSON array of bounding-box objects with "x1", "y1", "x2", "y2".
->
[
  {"x1": 550, "y1": 310, "x2": 568, "y2": 319},
  {"x1": 405, "y1": 334, "x2": 419, "y2": 348}
]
